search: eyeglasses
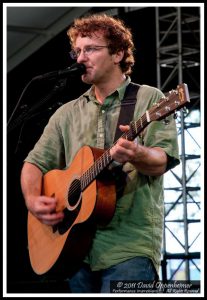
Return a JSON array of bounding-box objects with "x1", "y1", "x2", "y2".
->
[{"x1": 70, "y1": 45, "x2": 108, "y2": 60}]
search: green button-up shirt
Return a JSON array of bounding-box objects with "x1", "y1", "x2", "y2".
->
[{"x1": 25, "y1": 77, "x2": 180, "y2": 274}]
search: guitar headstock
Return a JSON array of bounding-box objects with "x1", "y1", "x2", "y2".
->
[{"x1": 149, "y1": 83, "x2": 190, "y2": 122}]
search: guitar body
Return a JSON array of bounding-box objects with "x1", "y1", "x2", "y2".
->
[{"x1": 28, "y1": 145, "x2": 116, "y2": 276}]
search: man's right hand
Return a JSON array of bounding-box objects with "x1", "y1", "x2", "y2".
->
[
  {"x1": 27, "y1": 195, "x2": 65, "y2": 225},
  {"x1": 21, "y1": 162, "x2": 64, "y2": 226}
]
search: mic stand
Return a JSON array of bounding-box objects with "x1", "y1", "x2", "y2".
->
[{"x1": 7, "y1": 77, "x2": 67, "y2": 134}]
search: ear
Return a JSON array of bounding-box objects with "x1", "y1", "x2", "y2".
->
[{"x1": 113, "y1": 50, "x2": 124, "y2": 64}]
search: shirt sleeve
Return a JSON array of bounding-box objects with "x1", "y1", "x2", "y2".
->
[
  {"x1": 135, "y1": 85, "x2": 180, "y2": 172},
  {"x1": 24, "y1": 106, "x2": 66, "y2": 174}
]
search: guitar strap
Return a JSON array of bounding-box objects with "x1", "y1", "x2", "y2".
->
[
  {"x1": 113, "y1": 82, "x2": 140, "y2": 142},
  {"x1": 112, "y1": 82, "x2": 140, "y2": 198}
]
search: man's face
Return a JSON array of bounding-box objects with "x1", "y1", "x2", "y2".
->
[{"x1": 74, "y1": 32, "x2": 121, "y2": 85}]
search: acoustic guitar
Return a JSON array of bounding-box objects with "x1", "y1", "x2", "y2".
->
[{"x1": 27, "y1": 83, "x2": 190, "y2": 276}]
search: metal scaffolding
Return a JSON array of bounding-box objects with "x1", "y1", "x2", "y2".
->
[{"x1": 155, "y1": 7, "x2": 201, "y2": 281}]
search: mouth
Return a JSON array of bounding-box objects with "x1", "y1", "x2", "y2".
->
[{"x1": 82, "y1": 67, "x2": 91, "y2": 75}]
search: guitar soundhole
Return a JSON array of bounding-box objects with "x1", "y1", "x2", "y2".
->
[{"x1": 68, "y1": 178, "x2": 82, "y2": 207}]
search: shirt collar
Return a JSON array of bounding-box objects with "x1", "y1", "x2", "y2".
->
[{"x1": 83, "y1": 76, "x2": 131, "y2": 103}]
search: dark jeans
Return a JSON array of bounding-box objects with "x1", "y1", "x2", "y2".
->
[{"x1": 67, "y1": 256, "x2": 158, "y2": 293}]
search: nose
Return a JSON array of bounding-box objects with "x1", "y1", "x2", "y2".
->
[{"x1": 77, "y1": 50, "x2": 88, "y2": 64}]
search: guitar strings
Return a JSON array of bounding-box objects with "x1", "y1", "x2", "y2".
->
[{"x1": 69, "y1": 114, "x2": 149, "y2": 196}]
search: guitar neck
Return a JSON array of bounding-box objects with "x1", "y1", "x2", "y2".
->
[{"x1": 80, "y1": 115, "x2": 149, "y2": 191}]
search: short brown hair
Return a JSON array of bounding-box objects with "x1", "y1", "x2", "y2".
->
[{"x1": 67, "y1": 13, "x2": 135, "y2": 75}]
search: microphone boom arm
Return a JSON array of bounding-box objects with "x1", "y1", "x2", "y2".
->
[{"x1": 32, "y1": 63, "x2": 86, "y2": 81}]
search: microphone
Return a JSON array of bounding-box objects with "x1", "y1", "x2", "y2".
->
[{"x1": 33, "y1": 63, "x2": 86, "y2": 80}]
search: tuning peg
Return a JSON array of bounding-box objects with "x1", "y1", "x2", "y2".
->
[
  {"x1": 163, "y1": 118, "x2": 170, "y2": 125},
  {"x1": 173, "y1": 112, "x2": 178, "y2": 119}
]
